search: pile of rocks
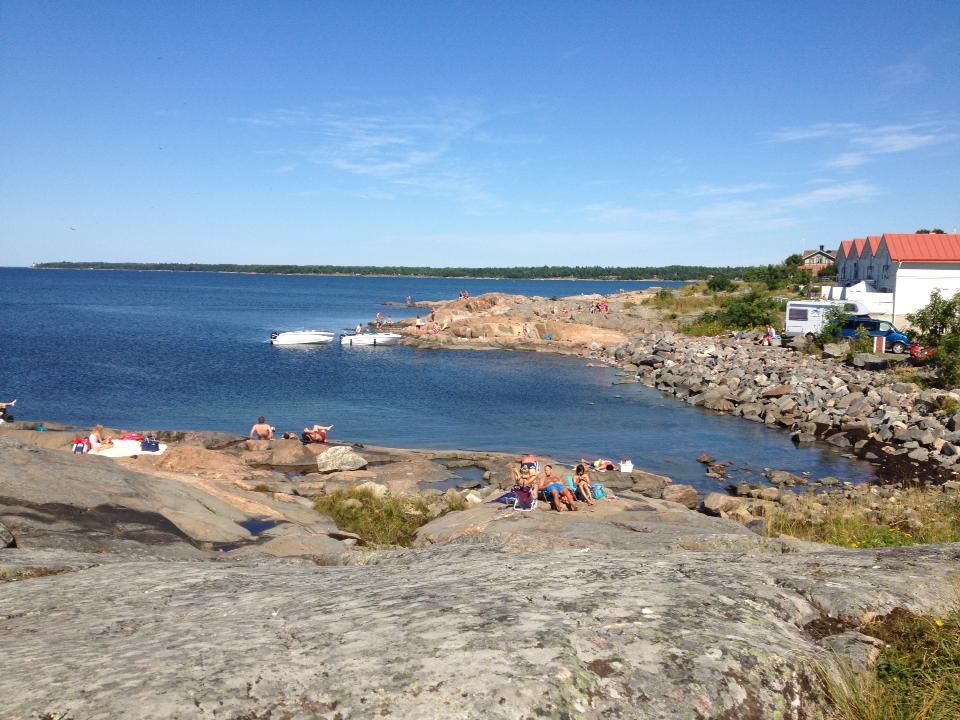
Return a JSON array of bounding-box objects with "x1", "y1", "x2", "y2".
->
[{"x1": 612, "y1": 332, "x2": 960, "y2": 480}]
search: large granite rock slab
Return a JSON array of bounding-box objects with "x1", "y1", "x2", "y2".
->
[
  {"x1": 2, "y1": 540, "x2": 958, "y2": 719},
  {"x1": 0, "y1": 436, "x2": 250, "y2": 554}
]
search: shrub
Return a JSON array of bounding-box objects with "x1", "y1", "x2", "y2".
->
[
  {"x1": 622, "y1": 300, "x2": 636, "y2": 310},
  {"x1": 706, "y1": 275, "x2": 735, "y2": 293},
  {"x1": 847, "y1": 326, "x2": 872, "y2": 357},
  {"x1": 816, "y1": 305, "x2": 848, "y2": 347},
  {"x1": 681, "y1": 319, "x2": 729, "y2": 336},
  {"x1": 907, "y1": 290, "x2": 960, "y2": 387},
  {"x1": 313, "y1": 488, "x2": 460, "y2": 547}
]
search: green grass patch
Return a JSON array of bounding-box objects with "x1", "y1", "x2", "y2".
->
[
  {"x1": 765, "y1": 491, "x2": 960, "y2": 548},
  {"x1": 821, "y1": 606, "x2": 960, "y2": 720},
  {"x1": 313, "y1": 488, "x2": 464, "y2": 547},
  {"x1": 680, "y1": 319, "x2": 730, "y2": 336}
]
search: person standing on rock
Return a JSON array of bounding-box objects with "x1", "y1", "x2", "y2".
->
[{"x1": 249, "y1": 416, "x2": 273, "y2": 440}]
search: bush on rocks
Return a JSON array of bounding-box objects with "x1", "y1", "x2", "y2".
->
[{"x1": 313, "y1": 489, "x2": 465, "y2": 547}]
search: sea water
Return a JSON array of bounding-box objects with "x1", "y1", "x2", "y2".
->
[{"x1": 0, "y1": 268, "x2": 875, "y2": 489}]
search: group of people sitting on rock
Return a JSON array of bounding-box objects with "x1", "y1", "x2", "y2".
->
[
  {"x1": 249, "y1": 416, "x2": 333, "y2": 445},
  {"x1": 511, "y1": 454, "x2": 607, "y2": 512}
]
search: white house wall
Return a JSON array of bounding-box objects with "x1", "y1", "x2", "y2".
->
[{"x1": 892, "y1": 264, "x2": 960, "y2": 314}]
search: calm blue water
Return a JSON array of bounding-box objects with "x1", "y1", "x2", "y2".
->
[{"x1": 0, "y1": 268, "x2": 876, "y2": 489}]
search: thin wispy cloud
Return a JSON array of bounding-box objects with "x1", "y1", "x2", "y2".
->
[
  {"x1": 237, "y1": 99, "x2": 500, "y2": 206},
  {"x1": 686, "y1": 182, "x2": 776, "y2": 197},
  {"x1": 771, "y1": 119, "x2": 958, "y2": 170},
  {"x1": 879, "y1": 58, "x2": 928, "y2": 90},
  {"x1": 580, "y1": 180, "x2": 878, "y2": 236},
  {"x1": 778, "y1": 181, "x2": 879, "y2": 207}
]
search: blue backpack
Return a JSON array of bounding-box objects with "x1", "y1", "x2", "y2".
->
[{"x1": 591, "y1": 482, "x2": 606, "y2": 500}]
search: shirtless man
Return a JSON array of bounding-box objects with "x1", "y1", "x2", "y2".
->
[
  {"x1": 249, "y1": 416, "x2": 273, "y2": 440},
  {"x1": 538, "y1": 464, "x2": 577, "y2": 512},
  {"x1": 0, "y1": 399, "x2": 15, "y2": 422}
]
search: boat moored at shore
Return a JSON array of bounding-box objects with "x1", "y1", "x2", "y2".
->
[
  {"x1": 270, "y1": 330, "x2": 336, "y2": 345},
  {"x1": 340, "y1": 330, "x2": 402, "y2": 346}
]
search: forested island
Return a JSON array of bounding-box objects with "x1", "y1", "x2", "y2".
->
[{"x1": 33, "y1": 261, "x2": 756, "y2": 281}]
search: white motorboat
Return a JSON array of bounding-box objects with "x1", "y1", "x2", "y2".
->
[
  {"x1": 270, "y1": 330, "x2": 336, "y2": 346},
  {"x1": 340, "y1": 330, "x2": 402, "y2": 346}
]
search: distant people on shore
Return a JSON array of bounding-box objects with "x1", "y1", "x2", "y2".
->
[
  {"x1": 0, "y1": 398, "x2": 16, "y2": 423},
  {"x1": 405, "y1": 294, "x2": 414, "y2": 306},
  {"x1": 375, "y1": 312, "x2": 383, "y2": 330},
  {"x1": 386, "y1": 314, "x2": 393, "y2": 326},
  {"x1": 302, "y1": 424, "x2": 333, "y2": 444},
  {"x1": 249, "y1": 416, "x2": 274, "y2": 440},
  {"x1": 761, "y1": 324, "x2": 780, "y2": 346},
  {"x1": 415, "y1": 316, "x2": 424, "y2": 332},
  {"x1": 89, "y1": 424, "x2": 114, "y2": 452},
  {"x1": 458, "y1": 290, "x2": 470, "y2": 300}
]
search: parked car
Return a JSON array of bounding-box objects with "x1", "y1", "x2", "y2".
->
[
  {"x1": 783, "y1": 300, "x2": 870, "y2": 338},
  {"x1": 840, "y1": 316, "x2": 910, "y2": 354}
]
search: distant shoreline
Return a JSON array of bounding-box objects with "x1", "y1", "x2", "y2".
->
[{"x1": 29, "y1": 262, "x2": 729, "y2": 282}]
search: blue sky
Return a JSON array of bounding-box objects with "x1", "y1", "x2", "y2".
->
[{"x1": 2, "y1": 1, "x2": 958, "y2": 267}]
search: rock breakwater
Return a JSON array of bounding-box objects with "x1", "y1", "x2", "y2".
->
[{"x1": 612, "y1": 333, "x2": 960, "y2": 485}]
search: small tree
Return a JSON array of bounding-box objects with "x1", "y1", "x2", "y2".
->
[
  {"x1": 706, "y1": 275, "x2": 734, "y2": 293},
  {"x1": 907, "y1": 290, "x2": 960, "y2": 387},
  {"x1": 848, "y1": 326, "x2": 872, "y2": 357},
  {"x1": 817, "y1": 305, "x2": 848, "y2": 346},
  {"x1": 784, "y1": 253, "x2": 803, "y2": 267}
]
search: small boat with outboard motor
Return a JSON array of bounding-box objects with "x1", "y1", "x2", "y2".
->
[
  {"x1": 270, "y1": 330, "x2": 336, "y2": 346},
  {"x1": 340, "y1": 328, "x2": 402, "y2": 346}
]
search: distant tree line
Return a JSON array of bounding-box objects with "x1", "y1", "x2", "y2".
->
[{"x1": 34, "y1": 261, "x2": 759, "y2": 281}]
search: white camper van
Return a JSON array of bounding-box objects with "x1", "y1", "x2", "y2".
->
[{"x1": 783, "y1": 300, "x2": 869, "y2": 338}]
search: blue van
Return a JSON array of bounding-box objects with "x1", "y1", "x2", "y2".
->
[{"x1": 840, "y1": 316, "x2": 910, "y2": 354}]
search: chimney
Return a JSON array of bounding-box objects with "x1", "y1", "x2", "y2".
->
[{"x1": 819, "y1": 244, "x2": 824, "y2": 251}]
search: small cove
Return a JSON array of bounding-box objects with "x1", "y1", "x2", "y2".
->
[{"x1": 0, "y1": 268, "x2": 878, "y2": 492}]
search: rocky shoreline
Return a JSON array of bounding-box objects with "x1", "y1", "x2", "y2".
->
[
  {"x1": 2, "y1": 419, "x2": 959, "y2": 718},
  {"x1": 4, "y1": 288, "x2": 960, "y2": 718},
  {"x1": 610, "y1": 332, "x2": 960, "y2": 487},
  {"x1": 388, "y1": 289, "x2": 959, "y2": 489}
]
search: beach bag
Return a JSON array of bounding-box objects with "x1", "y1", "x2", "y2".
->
[
  {"x1": 72, "y1": 437, "x2": 89, "y2": 454},
  {"x1": 591, "y1": 482, "x2": 606, "y2": 500},
  {"x1": 120, "y1": 432, "x2": 144, "y2": 441},
  {"x1": 140, "y1": 438, "x2": 160, "y2": 452}
]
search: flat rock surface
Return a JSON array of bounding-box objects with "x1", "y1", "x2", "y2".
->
[{"x1": 3, "y1": 540, "x2": 958, "y2": 720}]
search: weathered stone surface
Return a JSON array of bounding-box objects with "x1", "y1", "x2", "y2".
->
[
  {"x1": 3, "y1": 538, "x2": 958, "y2": 719},
  {"x1": 0, "y1": 519, "x2": 14, "y2": 547},
  {"x1": 315, "y1": 446, "x2": 368, "y2": 473},
  {"x1": 231, "y1": 533, "x2": 349, "y2": 558},
  {"x1": 700, "y1": 492, "x2": 745, "y2": 516},
  {"x1": 660, "y1": 483, "x2": 699, "y2": 508}
]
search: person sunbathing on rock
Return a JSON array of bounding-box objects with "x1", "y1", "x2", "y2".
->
[
  {"x1": 88, "y1": 424, "x2": 114, "y2": 452},
  {"x1": 538, "y1": 464, "x2": 578, "y2": 512},
  {"x1": 573, "y1": 464, "x2": 596, "y2": 506},
  {"x1": 302, "y1": 424, "x2": 333, "y2": 444}
]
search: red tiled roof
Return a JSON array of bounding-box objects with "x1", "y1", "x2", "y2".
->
[
  {"x1": 866, "y1": 235, "x2": 881, "y2": 254},
  {"x1": 852, "y1": 237, "x2": 867, "y2": 257},
  {"x1": 837, "y1": 239, "x2": 854, "y2": 259},
  {"x1": 883, "y1": 233, "x2": 960, "y2": 263}
]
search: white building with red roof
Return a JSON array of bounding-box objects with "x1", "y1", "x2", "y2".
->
[{"x1": 834, "y1": 232, "x2": 960, "y2": 314}]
